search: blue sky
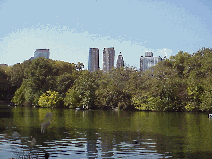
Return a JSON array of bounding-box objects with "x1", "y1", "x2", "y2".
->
[{"x1": 0, "y1": 0, "x2": 211, "y2": 69}]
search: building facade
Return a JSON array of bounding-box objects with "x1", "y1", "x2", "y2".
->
[
  {"x1": 103, "y1": 47, "x2": 115, "y2": 73},
  {"x1": 88, "y1": 48, "x2": 99, "y2": 72},
  {"x1": 140, "y1": 52, "x2": 162, "y2": 72},
  {"x1": 34, "y1": 49, "x2": 50, "y2": 59},
  {"x1": 116, "y1": 52, "x2": 124, "y2": 68}
]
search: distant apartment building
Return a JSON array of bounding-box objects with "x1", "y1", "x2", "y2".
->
[
  {"x1": 88, "y1": 48, "x2": 99, "y2": 72},
  {"x1": 116, "y1": 52, "x2": 124, "y2": 68},
  {"x1": 34, "y1": 49, "x2": 50, "y2": 59},
  {"x1": 103, "y1": 47, "x2": 115, "y2": 73},
  {"x1": 140, "y1": 51, "x2": 162, "y2": 72}
]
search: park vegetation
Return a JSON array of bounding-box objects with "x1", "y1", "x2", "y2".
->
[{"x1": 1, "y1": 47, "x2": 212, "y2": 111}]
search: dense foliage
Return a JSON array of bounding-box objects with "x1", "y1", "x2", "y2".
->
[
  {"x1": 135, "y1": 48, "x2": 212, "y2": 111},
  {"x1": 1, "y1": 47, "x2": 212, "y2": 111},
  {"x1": 38, "y1": 90, "x2": 63, "y2": 108},
  {"x1": 0, "y1": 68, "x2": 11, "y2": 100},
  {"x1": 11, "y1": 58, "x2": 79, "y2": 106}
]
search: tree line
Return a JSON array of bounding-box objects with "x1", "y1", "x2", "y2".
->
[{"x1": 0, "y1": 47, "x2": 212, "y2": 111}]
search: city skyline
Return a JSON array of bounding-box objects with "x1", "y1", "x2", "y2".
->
[
  {"x1": 28, "y1": 47, "x2": 161, "y2": 72},
  {"x1": 0, "y1": 0, "x2": 211, "y2": 68}
]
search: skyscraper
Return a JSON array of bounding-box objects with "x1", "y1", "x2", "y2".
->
[
  {"x1": 88, "y1": 48, "x2": 99, "y2": 72},
  {"x1": 140, "y1": 52, "x2": 162, "y2": 72},
  {"x1": 34, "y1": 49, "x2": 50, "y2": 59},
  {"x1": 103, "y1": 47, "x2": 115, "y2": 73},
  {"x1": 116, "y1": 52, "x2": 124, "y2": 68}
]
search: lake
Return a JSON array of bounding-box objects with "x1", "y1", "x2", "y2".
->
[{"x1": 0, "y1": 106, "x2": 212, "y2": 158}]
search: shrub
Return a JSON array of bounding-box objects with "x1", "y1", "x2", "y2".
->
[{"x1": 38, "y1": 90, "x2": 63, "y2": 108}]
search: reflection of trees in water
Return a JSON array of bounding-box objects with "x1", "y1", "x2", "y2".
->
[
  {"x1": 97, "y1": 131, "x2": 177, "y2": 158},
  {"x1": 41, "y1": 112, "x2": 53, "y2": 134},
  {"x1": 86, "y1": 129, "x2": 98, "y2": 158},
  {"x1": 151, "y1": 132, "x2": 212, "y2": 158},
  {"x1": 86, "y1": 110, "x2": 98, "y2": 158},
  {"x1": 100, "y1": 131, "x2": 114, "y2": 158},
  {"x1": 0, "y1": 131, "x2": 48, "y2": 158},
  {"x1": 41, "y1": 121, "x2": 50, "y2": 134},
  {"x1": 3, "y1": 108, "x2": 212, "y2": 158},
  {"x1": 6, "y1": 112, "x2": 53, "y2": 158},
  {"x1": 100, "y1": 131, "x2": 142, "y2": 155}
]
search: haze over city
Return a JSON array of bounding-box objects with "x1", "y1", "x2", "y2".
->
[{"x1": 0, "y1": 0, "x2": 211, "y2": 69}]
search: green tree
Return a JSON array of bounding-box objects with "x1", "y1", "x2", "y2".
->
[
  {"x1": 75, "y1": 62, "x2": 84, "y2": 71},
  {"x1": 12, "y1": 58, "x2": 81, "y2": 106},
  {"x1": 64, "y1": 88, "x2": 81, "y2": 108},
  {"x1": 55, "y1": 73, "x2": 76, "y2": 97},
  {"x1": 7, "y1": 60, "x2": 32, "y2": 99},
  {"x1": 54, "y1": 60, "x2": 78, "y2": 76},
  {"x1": 12, "y1": 58, "x2": 58, "y2": 106},
  {"x1": 93, "y1": 67, "x2": 136, "y2": 110},
  {"x1": 12, "y1": 79, "x2": 27, "y2": 106},
  {"x1": 0, "y1": 68, "x2": 11, "y2": 101},
  {"x1": 185, "y1": 48, "x2": 212, "y2": 111},
  {"x1": 170, "y1": 51, "x2": 191, "y2": 77},
  {"x1": 136, "y1": 57, "x2": 189, "y2": 111},
  {"x1": 38, "y1": 90, "x2": 63, "y2": 107},
  {"x1": 64, "y1": 71, "x2": 99, "y2": 109}
]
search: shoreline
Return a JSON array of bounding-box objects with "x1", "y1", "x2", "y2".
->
[{"x1": 0, "y1": 102, "x2": 210, "y2": 113}]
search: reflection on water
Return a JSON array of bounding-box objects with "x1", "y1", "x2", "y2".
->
[
  {"x1": 0, "y1": 131, "x2": 169, "y2": 158},
  {"x1": 0, "y1": 107, "x2": 212, "y2": 158},
  {"x1": 41, "y1": 112, "x2": 53, "y2": 135}
]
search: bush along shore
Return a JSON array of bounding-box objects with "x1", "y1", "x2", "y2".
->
[{"x1": 1, "y1": 48, "x2": 212, "y2": 112}]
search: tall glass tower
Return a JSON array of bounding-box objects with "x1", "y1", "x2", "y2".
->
[
  {"x1": 103, "y1": 47, "x2": 115, "y2": 73},
  {"x1": 88, "y1": 48, "x2": 99, "y2": 72}
]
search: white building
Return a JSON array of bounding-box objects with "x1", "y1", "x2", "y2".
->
[
  {"x1": 34, "y1": 49, "x2": 50, "y2": 59},
  {"x1": 140, "y1": 52, "x2": 162, "y2": 72}
]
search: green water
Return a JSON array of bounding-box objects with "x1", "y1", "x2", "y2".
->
[{"x1": 0, "y1": 106, "x2": 211, "y2": 158}]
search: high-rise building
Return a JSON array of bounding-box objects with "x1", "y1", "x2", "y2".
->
[
  {"x1": 116, "y1": 52, "x2": 124, "y2": 68},
  {"x1": 140, "y1": 52, "x2": 162, "y2": 72},
  {"x1": 88, "y1": 48, "x2": 99, "y2": 72},
  {"x1": 34, "y1": 49, "x2": 50, "y2": 59},
  {"x1": 103, "y1": 47, "x2": 115, "y2": 73}
]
